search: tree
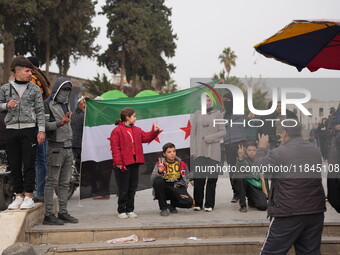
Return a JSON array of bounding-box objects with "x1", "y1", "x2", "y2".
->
[
  {"x1": 55, "y1": 0, "x2": 100, "y2": 76},
  {"x1": 84, "y1": 73, "x2": 114, "y2": 97},
  {"x1": 160, "y1": 78, "x2": 178, "y2": 94},
  {"x1": 14, "y1": 0, "x2": 60, "y2": 74},
  {"x1": 218, "y1": 47, "x2": 237, "y2": 80},
  {"x1": 99, "y1": 0, "x2": 177, "y2": 92},
  {"x1": 0, "y1": 1, "x2": 37, "y2": 83},
  {"x1": 13, "y1": 0, "x2": 99, "y2": 76}
]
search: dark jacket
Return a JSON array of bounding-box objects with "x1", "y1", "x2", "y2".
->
[
  {"x1": 224, "y1": 114, "x2": 246, "y2": 144},
  {"x1": 71, "y1": 107, "x2": 84, "y2": 149},
  {"x1": 109, "y1": 122, "x2": 159, "y2": 166},
  {"x1": 254, "y1": 137, "x2": 326, "y2": 217}
]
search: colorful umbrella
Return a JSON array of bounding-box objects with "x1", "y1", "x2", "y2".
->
[{"x1": 254, "y1": 20, "x2": 340, "y2": 72}]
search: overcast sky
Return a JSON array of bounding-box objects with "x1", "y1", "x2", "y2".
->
[{"x1": 47, "y1": 0, "x2": 340, "y2": 99}]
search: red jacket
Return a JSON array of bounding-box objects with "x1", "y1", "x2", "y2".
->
[{"x1": 109, "y1": 122, "x2": 159, "y2": 166}]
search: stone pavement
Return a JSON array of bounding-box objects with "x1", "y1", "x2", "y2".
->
[{"x1": 30, "y1": 175, "x2": 339, "y2": 232}]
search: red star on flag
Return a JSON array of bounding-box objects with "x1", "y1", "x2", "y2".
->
[
  {"x1": 149, "y1": 124, "x2": 163, "y2": 144},
  {"x1": 180, "y1": 120, "x2": 191, "y2": 140}
]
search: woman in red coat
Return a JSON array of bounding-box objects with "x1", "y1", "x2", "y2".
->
[{"x1": 110, "y1": 107, "x2": 159, "y2": 219}]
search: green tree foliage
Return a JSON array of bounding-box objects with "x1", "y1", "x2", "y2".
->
[
  {"x1": 84, "y1": 73, "x2": 114, "y2": 97},
  {"x1": 14, "y1": 1, "x2": 60, "y2": 73},
  {"x1": 160, "y1": 78, "x2": 178, "y2": 94},
  {"x1": 218, "y1": 47, "x2": 237, "y2": 79},
  {"x1": 99, "y1": 0, "x2": 177, "y2": 91},
  {"x1": 13, "y1": 0, "x2": 99, "y2": 76},
  {"x1": 213, "y1": 48, "x2": 268, "y2": 114},
  {"x1": 55, "y1": 0, "x2": 100, "y2": 76},
  {"x1": 0, "y1": 0, "x2": 37, "y2": 82}
]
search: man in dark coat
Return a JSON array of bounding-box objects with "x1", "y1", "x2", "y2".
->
[{"x1": 255, "y1": 122, "x2": 326, "y2": 255}]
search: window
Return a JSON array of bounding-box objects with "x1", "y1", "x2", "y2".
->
[{"x1": 319, "y1": 108, "x2": 324, "y2": 117}]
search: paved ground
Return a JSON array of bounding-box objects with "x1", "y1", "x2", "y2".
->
[{"x1": 30, "y1": 174, "x2": 339, "y2": 231}]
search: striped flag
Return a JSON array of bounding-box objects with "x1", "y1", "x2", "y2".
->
[{"x1": 80, "y1": 83, "x2": 221, "y2": 199}]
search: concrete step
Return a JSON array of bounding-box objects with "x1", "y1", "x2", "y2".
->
[
  {"x1": 33, "y1": 237, "x2": 340, "y2": 255},
  {"x1": 26, "y1": 222, "x2": 340, "y2": 246}
]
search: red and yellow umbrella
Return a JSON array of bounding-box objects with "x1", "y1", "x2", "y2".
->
[{"x1": 254, "y1": 20, "x2": 340, "y2": 72}]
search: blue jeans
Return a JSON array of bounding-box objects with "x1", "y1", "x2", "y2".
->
[{"x1": 35, "y1": 140, "x2": 47, "y2": 195}]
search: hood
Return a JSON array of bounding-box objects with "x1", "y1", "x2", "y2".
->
[{"x1": 46, "y1": 77, "x2": 72, "y2": 103}]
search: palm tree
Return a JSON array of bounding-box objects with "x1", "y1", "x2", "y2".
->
[{"x1": 218, "y1": 47, "x2": 237, "y2": 80}]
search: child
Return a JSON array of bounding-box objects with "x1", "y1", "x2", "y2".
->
[
  {"x1": 236, "y1": 141, "x2": 268, "y2": 213},
  {"x1": 110, "y1": 107, "x2": 159, "y2": 219},
  {"x1": 151, "y1": 142, "x2": 193, "y2": 216}
]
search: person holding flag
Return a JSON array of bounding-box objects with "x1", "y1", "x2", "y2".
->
[{"x1": 110, "y1": 107, "x2": 160, "y2": 219}]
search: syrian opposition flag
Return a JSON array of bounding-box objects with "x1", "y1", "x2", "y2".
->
[{"x1": 80, "y1": 83, "x2": 221, "y2": 199}]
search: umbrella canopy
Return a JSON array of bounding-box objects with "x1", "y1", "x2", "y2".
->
[
  {"x1": 254, "y1": 20, "x2": 340, "y2": 72},
  {"x1": 100, "y1": 90, "x2": 128, "y2": 99},
  {"x1": 135, "y1": 90, "x2": 159, "y2": 97}
]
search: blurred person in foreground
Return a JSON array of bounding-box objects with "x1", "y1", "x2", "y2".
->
[{"x1": 255, "y1": 121, "x2": 326, "y2": 255}]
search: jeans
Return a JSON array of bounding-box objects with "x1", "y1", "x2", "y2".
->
[
  {"x1": 35, "y1": 140, "x2": 47, "y2": 195},
  {"x1": 44, "y1": 147, "x2": 73, "y2": 215}
]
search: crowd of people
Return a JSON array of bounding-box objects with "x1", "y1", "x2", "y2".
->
[{"x1": 0, "y1": 56, "x2": 339, "y2": 254}]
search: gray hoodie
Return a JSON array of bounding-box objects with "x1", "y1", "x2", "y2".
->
[{"x1": 44, "y1": 77, "x2": 81, "y2": 147}]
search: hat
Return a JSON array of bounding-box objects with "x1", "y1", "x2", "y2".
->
[
  {"x1": 10, "y1": 56, "x2": 34, "y2": 72},
  {"x1": 27, "y1": 56, "x2": 40, "y2": 68}
]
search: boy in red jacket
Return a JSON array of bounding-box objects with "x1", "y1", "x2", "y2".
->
[{"x1": 151, "y1": 143, "x2": 193, "y2": 216}]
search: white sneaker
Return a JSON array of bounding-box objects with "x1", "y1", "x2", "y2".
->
[
  {"x1": 127, "y1": 212, "x2": 138, "y2": 218},
  {"x1": 193, "y1": 206, "x2": 201, "y2": 211},
  {"x1": 20, "y1": 197, "x2": 34, "y2": 209},
  {"x1": 8, "y1": 196, "x2": 24, "y2": 210},
  {"x1": 117, "y1": 213, "x2": 128, "y2": 219},
  {"x1": 204, "y1": 207, "x2": 213, "y2": 212}
]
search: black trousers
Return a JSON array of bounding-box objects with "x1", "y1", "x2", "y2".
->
[
  {"x1": 114, "y1": 164, "x2": 139, "y2": 214},
  {"x1": 193, "y1": 157, "x2": 219, "y2": 209},
  {"x1": 236, "y1": 178, "x2": 267, "y2": 211},
  {"x1": 260, "y1": 213, "x2": 324, "y2": 255},
  {"x1": 6, "y1": 128, "x2": 37, "y2": 194},
  {"x1": 328, "y1": 170, "x2": 340, "y2": 213},
  {"x1": 225, "y1": 143, "x2": 243, "y2": 196},
  {"x1": 153, "y1": 176, "x2": 193, "y2": 210}
]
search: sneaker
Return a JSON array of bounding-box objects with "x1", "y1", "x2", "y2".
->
[
  {"x1": 118, "y1": 213, "x2": 128, "y2": 219},
  {"x1": 231, "y1": 195, "x2": 239, "y2": 203},
  {"x1": 33, "y1": 194, "x2": 44, "y2": 203},
  {"x1": 58, "y1": 213, "x2": 79, "y2": 223},
  {"x1": 193, "y1": 206, "x2": 202, "y2": 211},
  {"x1": 160, "y1": 209, "x2": 169, "y2": 216},
  {"x1": 127, "y1": 212, "x2": 138, "y2": 218},
  {"x1": 43, "y1": 215, "x2": 64, "y2": 225},
  {"x1": 204, "y1": 207, "x2": 213, "y2": 212},
  {"x1": 8, "y1": 196, "x2": 24, "y2": 210},
  {"x1": 20, "y1": 197, "x2": 34, "y2": 209},
  {"x1": 239, "y1": 206, "x2": 248, "y2": 213},
  {"x1": 168, "y1": 205, "x2": 178, "y2": 214}
]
